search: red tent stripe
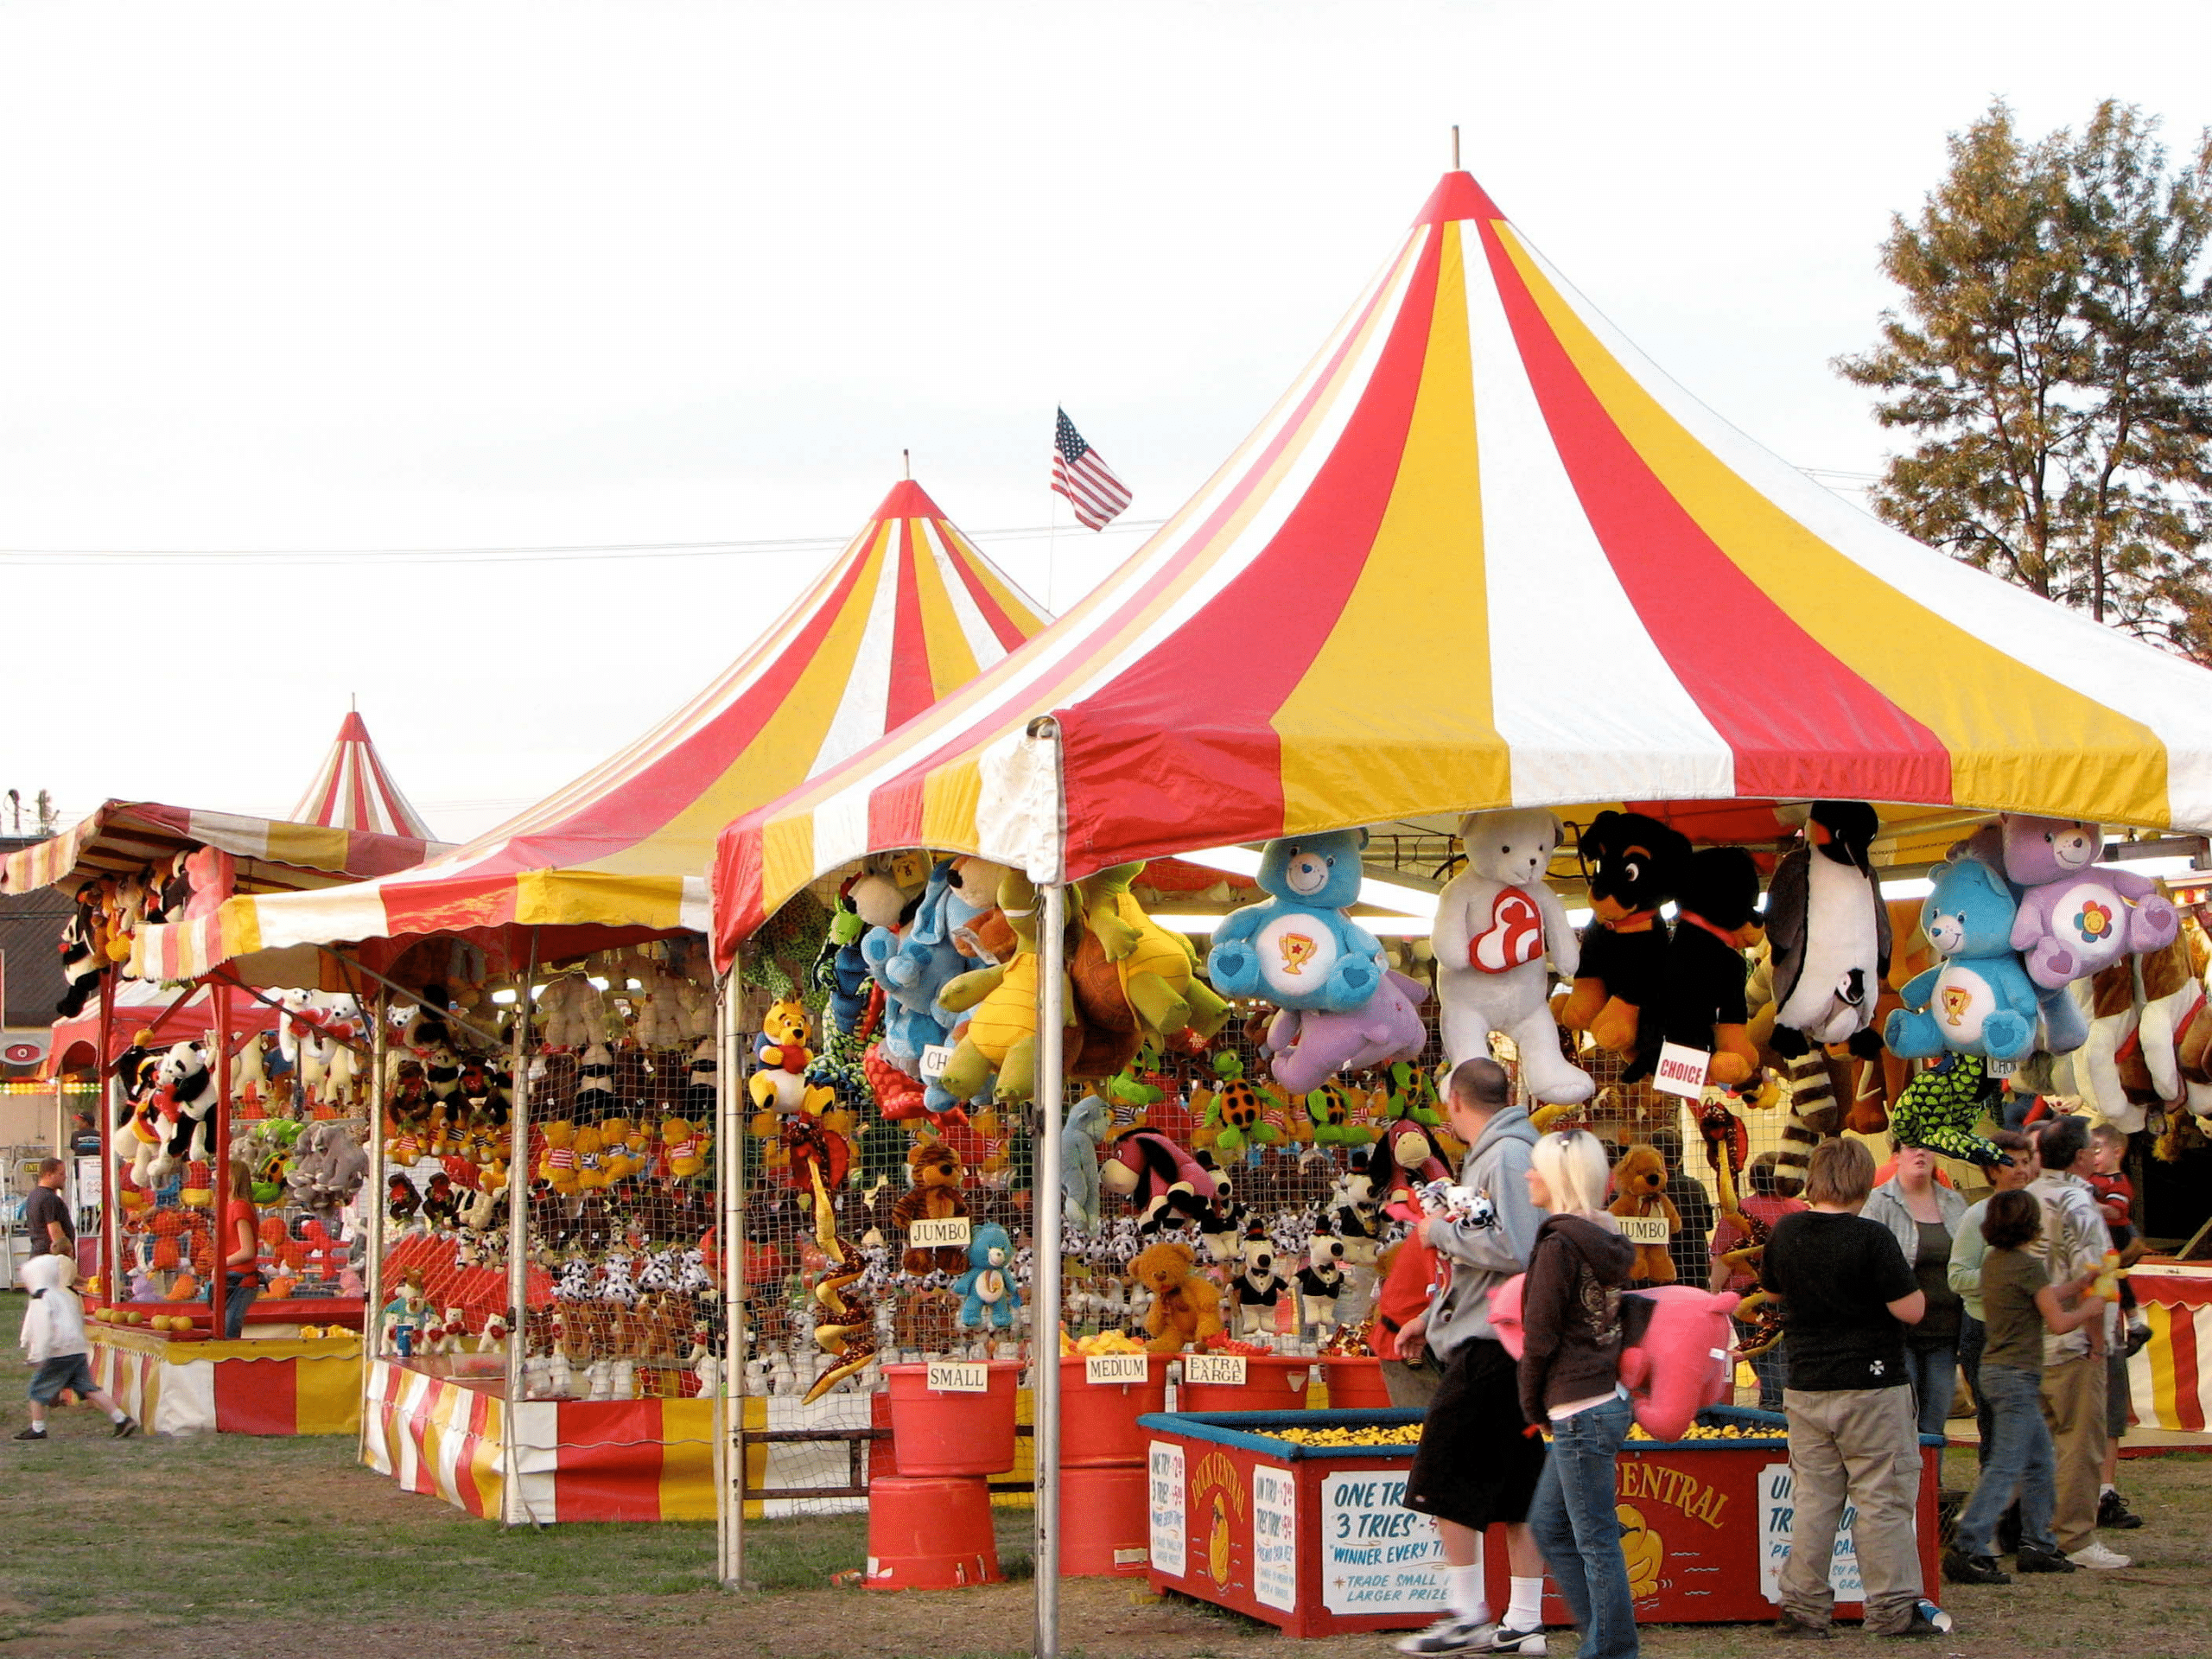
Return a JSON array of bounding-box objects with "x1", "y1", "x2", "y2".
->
[
  {"x1": 1057, "y1": 216, "x2": 1450, "y2": 858},
  {"x1": 1475, "y1": 218, "x2": 1952, "y2": 803},
  {"x1": 468, "y1": 534, "x2": 882, "y2": 872},
  {"x1": 885, "y1": 518, "x2": 936, "y2": 732},
  {"x1": 845, "y1": 237, "x2": 1436, "y2": 863},
  {"x1": 941, "y1": 536, "x2": 1031, "y2": 652}
]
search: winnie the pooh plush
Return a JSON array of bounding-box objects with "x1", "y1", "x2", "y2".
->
[
  {"x1": 1608, "y1": 1143, "x2": 1681, "y2": 1286},
  {"x1": 1131, "y1": 1238, "x2": 1224, "y2": 1355},
  {"x1": 1432, "y1": 809, "x2": 1592, "y2": 1104}
]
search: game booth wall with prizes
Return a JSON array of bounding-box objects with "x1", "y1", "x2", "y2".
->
[
  {"x1": 0, "y1": 735, "x2": 445, "y2": 1435},
  {"x1": 707, "y1": 168, "x2": 2212, "y2": 1648},
  {"x1": 126, "y1": 478, "x2": 1054, "y2": 1523}
]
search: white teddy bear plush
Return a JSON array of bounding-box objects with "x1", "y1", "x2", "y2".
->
[{"x1": 1430, "y1": 809, "x2": 1593, "y2": 1104}]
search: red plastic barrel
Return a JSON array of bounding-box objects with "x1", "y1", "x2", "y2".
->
[
  {"x1": 1177, "y1": 1353, "x2": 1312, "y2": 1414},
  {"x1": 1057, "y1": 1355, "x2": 1169, "y2": 1466},
  {"x1": 1321, "y1": 1355, "x2": 1392, "y2": 1408},
  {"x1": 881, "y1": 1359, "x2": 1022, "y2": 1477},
  {"x1": 1058, "y1": 1461, "x2": 1152, "y2": 1576},
  {"x1": 865, "y1": 1474, "x2": 1001, "y2": 1590}
]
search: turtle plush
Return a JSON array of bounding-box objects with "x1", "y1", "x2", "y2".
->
[
  {"x1": 1888, "y1": 1052, "x2": 2007, "y2": 1166},
  {"x1": 1077, "y1": 862, "x2": 1232, "y2": 1042},
  {"x1": 935, "y1": 870, "x2": 1079, "y2": 1103}
]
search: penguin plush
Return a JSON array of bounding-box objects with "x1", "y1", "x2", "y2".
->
[{"x1": 1767, "y1": 801, "x2": 1891, "y2": 1057}]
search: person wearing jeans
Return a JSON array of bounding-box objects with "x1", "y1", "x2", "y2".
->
[
  {"x1": 1948, "y1": 1133, "x2": 2038, "y2": 1465},
  {"x1": 1518, "y1": 1130, "x2": 1640, "y2": 1659},
  {"x1": 219, "y1": 1162, "x2": 262, "y2": 1342},
  {"x1": 1862, "y1": 1141, "x2": 1966, "y2": 1440},
  {"x1": 1945, "y1": 1188, "x2": 2107, "y2": 1583}
]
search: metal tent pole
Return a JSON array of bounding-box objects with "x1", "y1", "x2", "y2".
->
[
  {"x1": 501, "y1": 934, "x2": 539, "y2": 1525},
  {"x1": 359, "y1": 989, "x2": 390, "y2": 1462},
  {"x1": 715, "y1": 964, "x2": 746, "y2": 1590},
  {"x1": 1030, "y1": 714, "x2": 1069, "y2": 1659},
  {"x1": 97, "y1": 972, "x2": 118, "y2": 1305}
]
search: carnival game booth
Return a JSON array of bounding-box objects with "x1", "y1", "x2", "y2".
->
[
  {"x1": 0, "y1": 771, "x2": 445, "y2": 1432},
  {"x1": 712, "y1": 170, "x2": 2212, "y2": 1645},
  {"x1": 130, "y1": 478, "x2": 1052, "y2": 1521}
]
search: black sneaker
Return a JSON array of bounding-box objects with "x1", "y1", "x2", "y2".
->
[
  {"x1": 11, "y1": 1427, "x2": 48, "y2": 1442},
  {"x1": 1394, "y1": 1616, "x2": 1496, "y2": 1656},
  {"x1": 2014, "y1": 1548, "x2": 2078, "y2": 1574},
  {"x1": 2096, "y1": 1490, "x2": 2144, "y2": 1530},
  {"x1": 1773, "y1": 1611, "x2": 1834, "y2": 1640},
  {"x1": 1942, "y1": 1547, "x2": 2011, "y2": 1585},
  {"x1": 111, "y1": 1417, "x2": 138, "y2": 1440}
]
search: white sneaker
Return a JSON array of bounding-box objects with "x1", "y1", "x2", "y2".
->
[
  {"x1": 1394, "y1": 1616, "x2": 1497, "y2": 1655},
  {"x1": 2066, "y1": 1542, "x2": 2132, "y2": 1570},
  {"x1": 1486, "y1": 1628, "x2": 1548, "y2": 1656}
]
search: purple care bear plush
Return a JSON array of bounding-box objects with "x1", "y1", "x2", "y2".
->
[
  {"x1": 1997, "y1": 815, "x2": 2180, "y2": 989},
  {"x1": 1262, "y1": 970, "x2": 1429, "y2": 1095}
]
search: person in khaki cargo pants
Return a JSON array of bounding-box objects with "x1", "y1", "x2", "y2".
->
[
  {"x1": 1760, "y1": 1139, "x2": 1949, "y2": 1640},
  {"x1": 2029, "y1": 1116, "x2": 2127, "y2": 1569}
]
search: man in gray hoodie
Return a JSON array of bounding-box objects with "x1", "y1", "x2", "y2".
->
[{"x1": 1395, "y1": 1058, "x2": 1549, "y2": 1656}]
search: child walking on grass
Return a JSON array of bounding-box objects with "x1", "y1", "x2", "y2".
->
[
  {"x1": 16, "y1": 1252, "x2": 138, "y2": 1441},
  {"x1": 1942, "y1": 1189, "x2": 2109, "y2": 1584}
]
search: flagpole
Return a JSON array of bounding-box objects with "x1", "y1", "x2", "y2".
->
[{"x1": 1046, "y1": 407, "x2": 1060, "y2": 613}]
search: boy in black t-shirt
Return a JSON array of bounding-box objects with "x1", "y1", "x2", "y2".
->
[
  {"x1": 1759, "y1": 1139, "x2": 1948, "y2": 1639},
  {"x1": 24, "y1": 1160, "x2": 73, "y2": 1259}
]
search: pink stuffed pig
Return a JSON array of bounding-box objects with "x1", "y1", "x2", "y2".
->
[{"x1": 1488, "y1": 1276, "x2": 1740, "y2": 1441}]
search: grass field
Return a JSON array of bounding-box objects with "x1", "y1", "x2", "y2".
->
[{"x1": 2, "y1": 1289, "x2": 2208, "y2": 1657}]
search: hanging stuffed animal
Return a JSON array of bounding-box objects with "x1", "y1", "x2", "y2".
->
[
  {"x1": 1062, "y1": 1091, "x2": 1112, "y2": 1233},
  {"x1": 1230, "y1": 1228, "x2": 1283, "y2": 1338},
  {"x1": 1192, "y1": 1051, "x2": 1282, "y2": 1155},
  {"x1": 1608, "y1": 1144, "x2": 1681, "y2": 1286},
  {"x1": 1884, "y1": 851, "x2": 2042, "y2": 1063},
  {"x1": 1558, "y1": 811, "x2": 1691, "y2": 1082},
  {"x1": 1205, "y1": 831, "x2": 1387, "y2": 1013},
  {"x1": 1657, "y1": 847, "x2": 1767, "y2": 1087},
  {"x1": 1076, "y1": 862, "x2": 1232, "y2": 1043},
  {"x1": 953, "y1": 1223, "x2": 1020, "y2": 1332},
  {"x1": 1767, "y1": 801, "x2": 1891, "y2": 1055},
  {"x1": 1889, "y1": 1052, "x2": 2007, "y2": 1166},
  {"x1": 1099, "y1": 1127, "x2": 1218, "y2": 1232},
  {"x1": 1996, "y1": 815, "x2": 2181, "y2": 988},
  {"x1": 888, "y1": 1139, "x2": 970, "y2": 1275},
  {"x1": 935, "y1": 870, "x2": 1078, "y2": 1105},
  {"x1": 1294, "y1": 1235, "x2": 1346, "y2": 1338},
  {"x1": 747, "y1": 998, "x2": 834, "y2": 1128},
  {"x1": 1432, "y1": 809, "x2": 1592, "y2": 1103},
  {"x1": 1370, "y1": 1120, "x2": 1452, "y2": 1223},
  {"x1": 1262, "y1": 969, "x2": 1429, "y2": 1096}
]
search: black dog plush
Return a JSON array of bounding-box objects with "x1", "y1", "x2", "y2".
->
[
  {"x1": 1558, "y1": 811, "x2": 1690, "y2": 1081},
  {"x1": 1659, "y1": 847, "x2": 1767, "y2": 1086}
]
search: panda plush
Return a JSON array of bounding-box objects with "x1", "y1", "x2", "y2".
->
[{"x1": 1295, "y1": 1234, "x2": 1347, "y2": 1337}]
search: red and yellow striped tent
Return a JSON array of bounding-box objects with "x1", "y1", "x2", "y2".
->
[
  {"x1": 136, "y1": 479, "x2": 1050, "y2": 983},
  {"x1": 291, "y1": 709, "x2": 438, "y2": 841},
  {"x1": 712, "y1": 170, "x2": 2212, "y2": 956}
]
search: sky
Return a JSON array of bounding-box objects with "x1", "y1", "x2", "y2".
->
[{"x1": 3, "y1": 0, "x2": 2208, "y2": 844}]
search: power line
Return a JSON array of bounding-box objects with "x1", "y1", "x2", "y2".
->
[{"x1": 0, "y1": 517, "x2": 1170, "y2": 569}]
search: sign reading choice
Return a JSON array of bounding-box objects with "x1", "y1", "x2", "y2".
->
[{"x1": 1651, "y1": 1041, "x2": 1713, "y2": 1099}]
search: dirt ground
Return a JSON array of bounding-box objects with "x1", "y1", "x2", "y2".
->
[{"x1": 3, "y1": 1291, "x2": 2209, "y2": 1658}]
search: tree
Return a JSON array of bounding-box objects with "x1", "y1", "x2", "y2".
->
[{"x1": 1837, "y1": 100, "x2": 2212, "y2": 664}]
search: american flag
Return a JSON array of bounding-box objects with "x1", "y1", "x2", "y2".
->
[{"x1": 1051, "y1": 409, "x2": 1133, "y2": 531}]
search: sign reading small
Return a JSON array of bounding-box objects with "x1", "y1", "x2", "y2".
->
[{"x1": 927, "y1": 1360, "x2": 989, "y2": 1393}]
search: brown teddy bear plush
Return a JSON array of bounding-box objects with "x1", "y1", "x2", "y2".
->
[
  {"x1": 1608, "y1": 1143, "x2": 1681, "y2": 1287},
  {"x1": 1131, "y1": 1239, "x2": 1224, "y2": 1355},
  {"x1": 890, "y1": 1139, "x2": 970, "y2": 1274}
]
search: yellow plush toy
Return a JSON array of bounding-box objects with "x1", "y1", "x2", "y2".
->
[
  {"x1": 1077, "y1": 862, "x2": 1233, "y2": 1043},
  {"x1": 537, "y1": 1120, "x2": 580, "y2": 1194},
  {"x1": 661, "y1": 1116, "x2": 705, "y2": 1179}
]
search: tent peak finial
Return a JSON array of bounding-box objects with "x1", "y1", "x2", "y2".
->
[
  {"x1": 1451, "y1": 125, "x2": 1459, "y2": 169},
  {"x1": 1416, "y1": 169, "x2": 1503, "y2": 228}
]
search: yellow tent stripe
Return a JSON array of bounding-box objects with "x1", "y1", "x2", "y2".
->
[
  {"x1": 1496, "y1": 226, "x2": 2171, "y2": 829},
  {"x1": 1274, "y1": 219, "x2": 1505, "y2": 826},
  {"x1": 588, "y1": 524, "x2": 896, "y2": 874},
  {"x1": 911, "y1": 528, "x2": 982, "y2": 699}
]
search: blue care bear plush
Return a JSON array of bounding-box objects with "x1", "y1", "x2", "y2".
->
[
  {"x1": 1205, "y1": 831, "x2": 1386, "y2": 1013},
  {"x1": 954, "y1": 1222, "x2": 1020, "y2": 1331},
  {"x1": 1883, "y1": 852, "x2": 2041, "y2": 1063}
]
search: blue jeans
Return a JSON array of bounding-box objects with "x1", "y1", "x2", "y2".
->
[
  {"x1": 1529, "y1": 1393, "x2": 1638, "y2": 1659},
  {"x1": 1952, "y1": 1363, "x2": 2056, "y2": 1558},
  {"x1": 222, "y1": 1274, "x2": 260, "y2": 1341},
  {"x1": 1903, "y1": 1342, "x2": 1956, "y2": 1440},
  {"x1": 1956, "y1": 1315, "x2": 1993, "y2": 1464}
]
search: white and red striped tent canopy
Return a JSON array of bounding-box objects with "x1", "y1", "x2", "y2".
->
[
  {"x1": 291, "y1": 711, "x2": 437, "y2": 841},
  {"x1": 133, "y1": 478, "x2": 1051, "y2": 986},
  {"x1": 711, "y1": 170, "x2": 2212, "y2": 956}
]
